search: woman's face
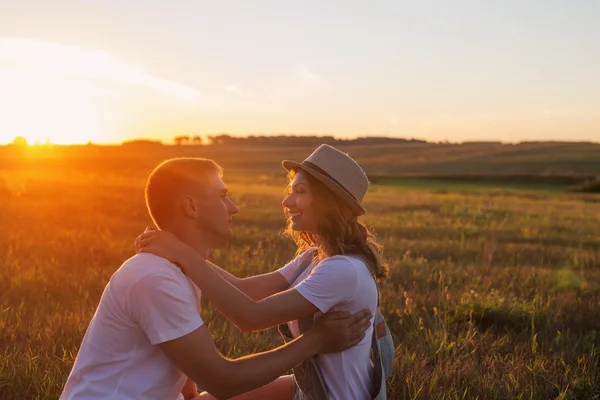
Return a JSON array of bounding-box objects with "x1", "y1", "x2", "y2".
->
[{"x1": 282, "y1": 170, "x2": 319, "y2": 234}]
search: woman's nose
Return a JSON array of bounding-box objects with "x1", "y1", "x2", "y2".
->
[{"x1": 282, "y1": 193, "x2": 293, "y2": 208}]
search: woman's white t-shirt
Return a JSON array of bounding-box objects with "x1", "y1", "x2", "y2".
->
[{"x1": 277, "y1": 248, "x2": 378, "y2": 400}]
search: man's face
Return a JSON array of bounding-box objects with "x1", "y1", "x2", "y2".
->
[{"x1": 191, "y1": 173, "x2": 239, "y2": 246}]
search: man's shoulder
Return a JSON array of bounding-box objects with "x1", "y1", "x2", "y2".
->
[{"x1": 112, "y1": 253, "x2": 186, "y2": 288}]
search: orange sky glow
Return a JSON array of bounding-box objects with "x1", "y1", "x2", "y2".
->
[{"x1": 1, "y1": 2, "x2": 599, "y2": 145}]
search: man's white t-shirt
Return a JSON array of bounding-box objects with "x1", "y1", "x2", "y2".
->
[
  {"x1": 60, "y1": 253, "x2": 203, "y2": 400},
  {"x1": 277, "y1": 249, "x2": 378, "y2": 400}
]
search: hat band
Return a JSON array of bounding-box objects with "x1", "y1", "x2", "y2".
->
[{"x1": 302, "y1": 161, "x2": 358, "y2": 202}]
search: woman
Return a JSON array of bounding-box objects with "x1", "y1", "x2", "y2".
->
[{"x1": 137, "y1": 144, "x2": 389, "y2": 399}]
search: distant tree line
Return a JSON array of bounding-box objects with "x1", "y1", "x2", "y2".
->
[
  {"x1": 173, "y1": 136, "x2": 203, "y2": 145},
  {"x1": 171, "y1": 134, "x2": 426, "y2": 146}
]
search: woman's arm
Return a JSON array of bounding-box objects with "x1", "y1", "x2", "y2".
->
[
  {"x1": 207, "y1": 260, "x2": 290, "y2": 301},
  {"x1": 138, "y1": 231, "x2": 319, "y2": 332},
  {"x1": 181, "y1": 377, "x2": 198, "y2": 400},
  {"x1": 183, "y1": 250, "x2": 318, "y2": 332}
]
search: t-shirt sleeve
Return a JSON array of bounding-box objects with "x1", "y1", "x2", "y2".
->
[
  {"x1": 294, "y1": 256, "x2": 358, "y2": 313},
  {"x1": 127, "y1": 271, "x2": 204, "y2": 345},
  {"x1": 277, "y1": 248, "x2": 316, "y2": 284}
]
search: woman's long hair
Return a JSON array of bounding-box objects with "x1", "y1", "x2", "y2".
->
[{"x1": 284, "y1": 170, "x2": 389, "y2": 280}]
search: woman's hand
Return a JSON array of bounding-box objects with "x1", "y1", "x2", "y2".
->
[
  {"x1": 134, "y1": 226, "x2": 156, "y2": 253},
  {"x1": 135, "y1": 227, "x2": 193, "y2": 268}
]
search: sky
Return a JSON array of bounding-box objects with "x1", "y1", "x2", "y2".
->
[{"x1": 0, "y1": 0, "x2": 599, "y2": 144}]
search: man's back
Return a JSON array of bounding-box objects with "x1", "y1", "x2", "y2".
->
[{"x1": 61, "y1": 253, "x2": 203, "y2": 400}]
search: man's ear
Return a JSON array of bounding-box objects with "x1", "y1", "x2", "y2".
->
[{"x1": 181, "y1": 196, "x2": 198, "y2": 218}]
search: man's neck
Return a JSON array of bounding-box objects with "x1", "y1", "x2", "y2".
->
[
  {"x1": 167, "y1": 224, "x2": 211, "y2": 260},
  {"x1": 184, "y1": 238, "x2": 210, "y2": 260}
]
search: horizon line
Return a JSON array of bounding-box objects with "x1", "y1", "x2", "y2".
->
[{"x1": 4, "y1": 135, "x2": 599, "y2": 147}]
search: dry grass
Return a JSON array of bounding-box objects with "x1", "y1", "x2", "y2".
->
[{"x1": 1, "y1": 145, "x2": 599, "y2": 399}]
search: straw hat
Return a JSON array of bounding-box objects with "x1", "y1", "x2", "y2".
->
[{"x1": 282, "y1": 144, "x2": 369, "y2": 215}]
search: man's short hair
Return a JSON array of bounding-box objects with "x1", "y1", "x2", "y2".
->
[{"x1": 145, "y1": 157, "x2": 223, "y2": 229}]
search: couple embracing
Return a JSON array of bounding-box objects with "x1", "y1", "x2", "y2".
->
[{"x1": 60, "y1": 144, "x2": 394, "y2": 400}]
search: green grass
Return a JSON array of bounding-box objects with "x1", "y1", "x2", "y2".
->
[{"x1": 1, "y1": 147, "x2": 600, "y2": 399}]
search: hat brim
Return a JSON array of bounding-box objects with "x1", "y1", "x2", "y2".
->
[{"x1": 282, "y1": 160, "x2": 367, "y2": 216}]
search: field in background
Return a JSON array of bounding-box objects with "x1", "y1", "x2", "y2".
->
[
  {"x1": 3, "y1": 140, "x2": 600, "y2": 177},
  {"x1": 1, "y1": 143, "x2": 600, "y2": 399}
]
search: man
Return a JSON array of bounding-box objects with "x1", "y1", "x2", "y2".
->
[{"x1": 60, "y1": 157, "x2": 371, "y2": 400}]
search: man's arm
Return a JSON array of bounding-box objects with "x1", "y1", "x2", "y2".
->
[
  {"x1": 159, "y1": 310, "x2": 370, "y2": 400},
  {"x1": 207, "y1": 260, "x2": 289, "y2": 301}
]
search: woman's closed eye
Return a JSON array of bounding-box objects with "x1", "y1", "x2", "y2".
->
[{"x1": 293, "y1": 184, "x2": 308, "y2": 194}]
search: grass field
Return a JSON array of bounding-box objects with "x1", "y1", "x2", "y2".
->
[{"x1": 1, "y1": 144, "x2": 600, "y2": 399}]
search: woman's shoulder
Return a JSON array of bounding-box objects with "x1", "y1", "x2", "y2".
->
[
  {"x1": 323, "y1": 253, "x2": 366, "y2": 264},
  {"x1": 282, "y1": 247, "x2": 318, "y2": 274},
  {"x1": 318, "y1": 254, "x2": 373, "y2": 275},
  {"x1": 295, "y1": 246, "x2": 318, "y2": 262},
  {"x1": 316, "y1": 254, "x2": 364, "y2": 270}
]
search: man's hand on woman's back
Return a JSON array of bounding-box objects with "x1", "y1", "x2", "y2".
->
[{"x1": 309, "y1": 309, "x2": 372, "y2": 354}]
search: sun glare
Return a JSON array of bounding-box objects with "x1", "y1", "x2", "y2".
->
[
  {"x1": 0, "y1": 71, "x2": 122, "y2": 145},
  {"x1": 1, "y1": 78, "x2": 118, "y2": 146},
  {"x1": 0, "y1": 38, "x2": 203, "y2": 145},
  {"x1": 0, "y1": 70, "x2": 117, "y2": 145}
]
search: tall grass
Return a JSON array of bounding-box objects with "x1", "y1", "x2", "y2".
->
[{"x1": 1, "y1": 162, "x2": 599, "y2": 399}]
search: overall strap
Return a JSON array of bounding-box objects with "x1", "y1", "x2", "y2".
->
[
  {"x1": 372, "y1": 274, "x2": 388, "y2": 340},
  {"x1": 294, "y1": 248, "x2": 318, "y2": 283}
]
